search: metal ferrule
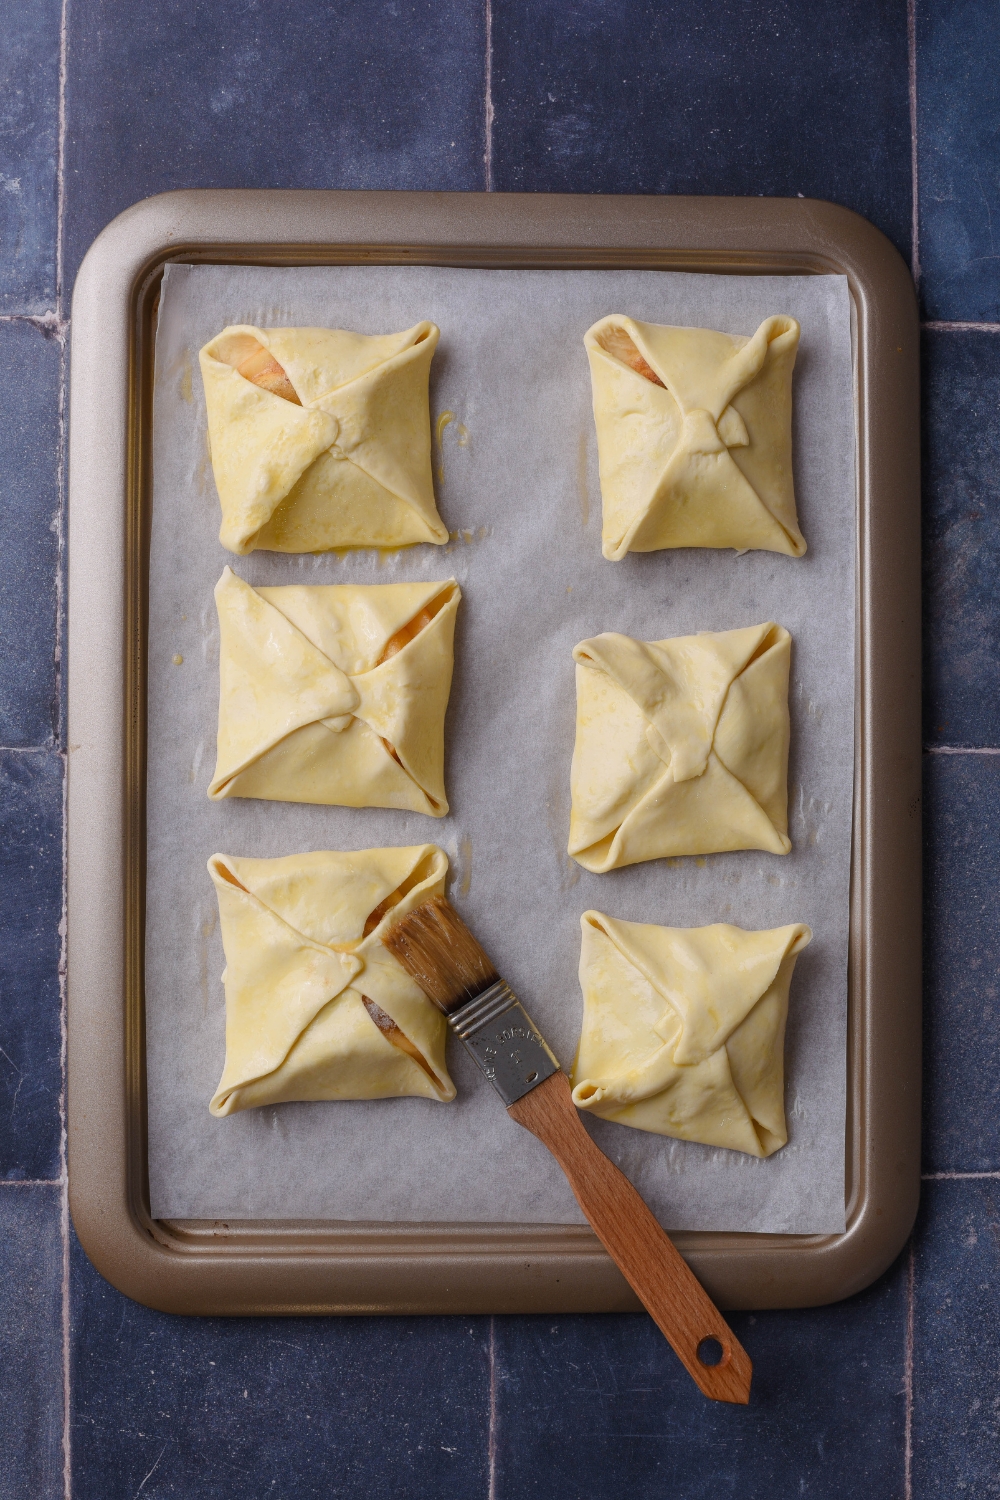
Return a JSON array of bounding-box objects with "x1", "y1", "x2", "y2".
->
[{"x1": 448, "y1": 979, "x2": 560, "y2": 1106}]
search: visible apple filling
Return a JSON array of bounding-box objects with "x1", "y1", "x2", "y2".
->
[
  {"x1": 596, "y1": 324, "x2": 666, "y2": 387},
  {"x1": 235, "y1": 341, "x2": 301, "y2": 404},
  {"x1": 210, "y1": 569, "x2": 459, "y2": 815},
  {"x1": 360, "y1": 994, "x2": 440, "y2": 1084},
  {"x1": 360, "y1": 851, "x2": 442, "y2": 940},
  {"x1": 367, "y1": 583, "x2": 458, "y2": 811},
  {"x1": 375, "y1": 584, "x2": 456, "y2": 666}
]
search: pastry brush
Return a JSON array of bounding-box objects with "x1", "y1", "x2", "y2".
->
[{"x1": 383, "y1": 894, "x2": 753, "y2": 1404}]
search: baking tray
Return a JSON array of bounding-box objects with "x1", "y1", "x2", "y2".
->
[{"x1": 67, "y1": 190, "x2": 921, "y2": 1314}]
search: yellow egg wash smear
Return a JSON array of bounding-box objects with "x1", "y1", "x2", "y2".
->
[{"x1": 435, "y1": 410, "x2": 454, "y2": 481}]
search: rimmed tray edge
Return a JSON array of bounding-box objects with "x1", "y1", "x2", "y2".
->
[{"x1": 67, "y1": 189, "x2": 921, "y2": 1313}]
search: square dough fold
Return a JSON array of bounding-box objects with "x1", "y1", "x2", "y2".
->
[
  {"x1": 209, "y1": 567, "x2": 460, "y2": 816},
  {"x1": 199, "y1": 322, "x2": 448, "y2": 554},
  {"x1": 569, "y1": 621, "x2": 791, "y2": 872},
  {"x1": 570, "y1": 911, "x2": 811, "y2": 1157},
  {"x1": 208, "y1": 844, "x2": 456, "y2": 1116},
  {"x1": 585, "y1": 314, "x2": 805, "y2": 561}
]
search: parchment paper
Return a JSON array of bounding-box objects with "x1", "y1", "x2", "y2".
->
[{"x1": 146, "y1": 263, "x2": 854, "y2": 1232}]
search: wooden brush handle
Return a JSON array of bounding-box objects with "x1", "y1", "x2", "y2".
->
[{"x1": 508, "y1": 1071, "x2": 752, "y2": 1405}]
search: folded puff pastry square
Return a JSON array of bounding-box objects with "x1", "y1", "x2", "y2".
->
[
  {"x1": 199, "y1": 322, "x2": 448, "y2": 555},
  {"x1": 585, "y1": 314, "x2": 806, "y2": 561},
  {"x1": 209, "y1": 845, "x2": 456, "y2": 1115},
  {"x1": 570, "y1": 911, "x2": 811, "y2": 1156},
  {"x1": 569, "y1": 622, "x2": 791, "y2": 872},
  {"x1": 209, "y1": 567, "x2": 459, "y2": 816}
]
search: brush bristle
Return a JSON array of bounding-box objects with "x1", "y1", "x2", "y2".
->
[{"x1": 382, "y1": 895, "x2": 500, "y2": 1014}]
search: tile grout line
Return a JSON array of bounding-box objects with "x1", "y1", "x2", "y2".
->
[
  {"x1": 487, "y1": 1316, "x2": 497, "y2": 1500},
  {"x1": 55, "y1": 0, "x2": 68, "y2": 322},
  {"x1": 0, "y1": 1178, "x2": 64, "y2": 1188},
  {"x1": 923, "y1": 1171, "x2": 1000, "y2": 1179},
  {"x1": 59, "y1": 1155, "x2": 71, "y2": 1500},
  {"x1": 904, "y1": 1240, "x2": 915, "y2": 1500},
  {"x1": 483, "y1": 0, "x2": 494, "y2": 191},
  {"x1": 0, "y1": 312, "x2": 67, "y2": 330},
  {"x1": 58, "y1": 739, "x2": 70, "y2": 1500},
  {"x1": 907, "y1": 0, "x2": 920, "y2": 287},
  {"x1": 55, "y1": 2, "x2": 71, "y2": 1497},
  {"x1": 924, "y1": 745, "x2": 1000, "y2": 756},
  {"x1": 923, "y1": 320, "x2": 1000, "y2": 332}
]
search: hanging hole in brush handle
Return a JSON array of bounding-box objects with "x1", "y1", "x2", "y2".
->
[
  {"x1": 697, "y1": 1337, "x2": 727, "y2": 1368},
  {"x1": 507, "y1": 1071, "x2": 753, "y2": 1405}
]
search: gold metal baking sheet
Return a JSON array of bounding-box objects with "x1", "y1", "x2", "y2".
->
[{"x1": 67, "y1": 190, "x2": 920, "y2": 1314}]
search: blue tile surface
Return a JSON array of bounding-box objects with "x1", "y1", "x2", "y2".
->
[
  {"x1": 493, "y1": 1261, "x2": 908, "y2": 1499},
  {"x1": 923, "y1": 752, "x2": 1000, "y2": 1174},
  {"x1": 490, "y1": 0, "x2": 913, "y2": 263},
  {"x1": 922, "y1": 331, "x2": 1000, "y2": 748},
  {"x1": 0, "y1": 749, "x2": 63, "y2": 1181},
  {"x1": 0, "y1": 318, "x2": 61, "y2": 748},
  {"x1": 63, "y1": 0, "x2": 486, "y2": 295},
  {"x1": 915, "y1": 0, "x2": 1000, "y2": 322},
  {"x1": 0, "y1": 0, "x2": 60, "y2": 314},
  {"x1": 69, "y1": 1228, "x2": 489, "y2": 1500},
  {"x1": 0, "y1": 3, "x2": 980, "y2": 1495},
  {"x1": 0, "y1": 1185, "x2": 64, "y2": 1500},
  {"x1": 912, "y1": 1179, "x2": 1000, "y2": 1496}
]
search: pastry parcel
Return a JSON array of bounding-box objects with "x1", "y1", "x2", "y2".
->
[
  {"x1": 585, "y1": 314, "x2": 805, "y2": 560},
  {"x1": 209, "y1": 567, "x2": 460, "y2": 816},
  {"x1": 199, "y1": 322, "x2": 448, "y2": 554},
  {"x1": 569, "y1": 622, "x2": 791, "y2": 872},
  {"x1": 570, "y1": 911, "x2": 811, "y2": 1156},
  {"x1": 208, "y1": 845, "x2": 456, "y2": 1115}
]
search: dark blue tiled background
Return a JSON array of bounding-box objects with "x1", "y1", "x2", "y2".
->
[
  {"x1": 923, "y1": 753, "x2": 1000, "y2": 1175},
  {"x1": 492, "y1": 1269, "x2": 907, "y2": 1500},
  {"x1": 69, "y1": 1229, "x2": 490, "y2": 1500},
  {"x1": 0, "y1": 749, "x2": 63, "y2": 1181},
  {"x1": 912, "y1": 1180, "x2": 1000, "y2": 1496},
  {"x1": 0, "y1": 1187, "x2": 64, "y2": 1498},
  {"x1": 491, "y1": 0, "x2": 913, "y2": 262},
  {"x1": 0, "y1": 0, "x2": 60, "y2": 313},
  {"x1": 62, "y1": 0, "x2": 487, "y2": 294},
  {"x1": 923, "y1": 330, "x2": 1000, "y2": 746},
  {"x1": 0, "y1": 319, "x2": 61, "y2": 746},
  {"x1": 915, "y1": 0, "x2": 1000, "y2": 323},
  {"x1": 2, "y1": 0, "x2": 998, "y2": 1494}
]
